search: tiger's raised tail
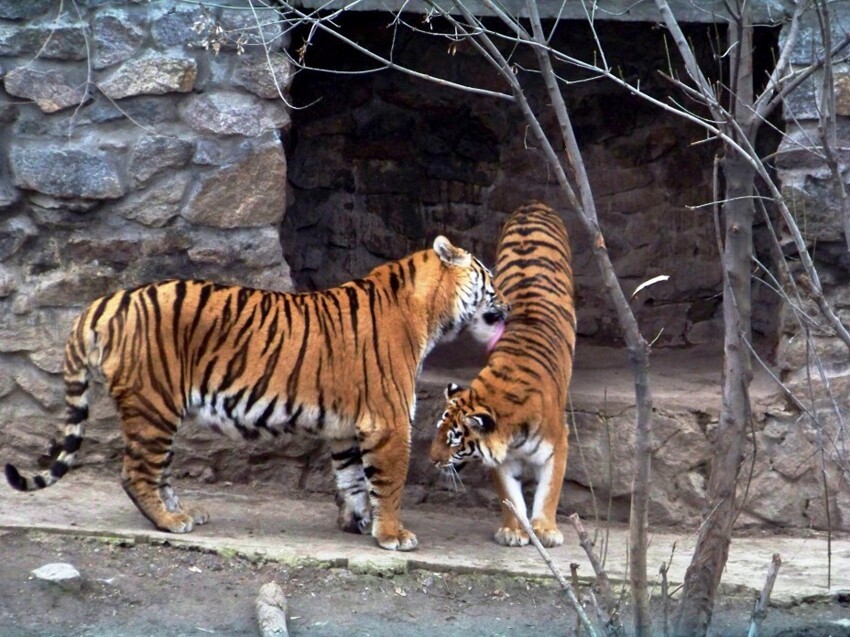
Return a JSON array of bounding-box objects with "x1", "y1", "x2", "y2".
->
[{"x1": 5, "y1": 325, "x2": 92, "y2": 492}]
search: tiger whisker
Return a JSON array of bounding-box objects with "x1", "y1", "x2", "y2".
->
[{"x1": 444, "y1": 464, "x2": 466, "y2": 494}]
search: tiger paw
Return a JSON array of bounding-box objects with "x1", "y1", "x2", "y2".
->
[
  {"x1": 336, "y1": 498, "x2": 372, "y2": 535},
  {"x1": 494, "y1": 526, "x2": 530, "y2": 547},
  {"x1": 186, "y1": 506, "x2": 210, "y2": 527},
  {"x1": 374, "y1": 527, "x2": 418, "y2": 551},
  {"x1": 157, "y1": 512, "x2": 196, "y2": 534},
  {"x1": 533, "y1": 525, "x2": 564, "y2": 548}
]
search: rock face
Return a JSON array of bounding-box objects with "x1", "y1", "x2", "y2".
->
[{"x1": 0, "y1": 1, "x2": 296, "y2": 491}]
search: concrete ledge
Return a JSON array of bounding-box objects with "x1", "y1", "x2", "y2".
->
[{"x1": 1, "y1": 471, "x2": 846, "y2": 605}]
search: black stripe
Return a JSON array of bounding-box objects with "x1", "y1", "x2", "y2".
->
[
  {"x1": 63, "y1": 434, "x2": 82, "y2": 453},
  {"x1": 65, "y1": 381, "x2": 88, "y2": 397},
  {"x1": 89, "y1": 294, "x2": 112, "y2": 328},
  {"x1": 66, "y1": 405, "x2": 88, "y2": 424}
]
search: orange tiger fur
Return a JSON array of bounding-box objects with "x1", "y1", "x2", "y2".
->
[
  {"x1": 5, "y1": 236, "x2": 507, "y2": 551},
  {"x1": 429, "y1": 203, "x2": 576, "y2": 547}
]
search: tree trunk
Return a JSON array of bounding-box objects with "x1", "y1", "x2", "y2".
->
[
  {"x1": 672, "y1": 6, "x2": 755, "y2": 633},
  {"x1": 672, "y1": 153, "x2": 754, "y2": 636}
]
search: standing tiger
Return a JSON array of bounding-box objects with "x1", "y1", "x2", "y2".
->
[
  {"x1": 5, "y1": 236, "x2": 507, "y2": 551},
  {"x1": 430, "y1": 203, "x2": 576, "y2": 547}
]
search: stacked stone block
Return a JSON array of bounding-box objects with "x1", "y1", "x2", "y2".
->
[{"x1": 0, "y1": 0, "x2": 294, "y2": 479}]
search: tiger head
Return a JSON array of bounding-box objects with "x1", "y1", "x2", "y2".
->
[
  {"x1": 431, "y1": 236, "x2": 507, "y2": 349},
  {"x1": 429, "y1": 383, "x2": 506, "y2": 470}
]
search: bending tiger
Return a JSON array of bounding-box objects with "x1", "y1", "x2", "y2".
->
[
  {"x1": 429, "y1": 203, "x2": 576, "y2": 547},
  {"x1": 5, "y1": 236, "x2": 507, "y2": 551}
]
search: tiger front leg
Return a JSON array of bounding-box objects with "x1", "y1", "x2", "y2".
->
[
  {"x1": 492, "y1": 461, "x2": 530, "y2": 547},
  {"x1": 358, "y1": 424, "x2": 417, "y2": 551},
  {"x1": 328, "y1": 438, "x2": 372, "y2": 534},
  {"x1": 529, "y1": 434, "x2": 568, "y2": 548}
]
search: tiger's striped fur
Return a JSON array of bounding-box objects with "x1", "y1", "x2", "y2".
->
[
  {"x1": 429, "y1": 203, "x2": 576, "y2": 548},
  {"x1": 5, "y1": 236, "x2": 507, "y2": 551}
]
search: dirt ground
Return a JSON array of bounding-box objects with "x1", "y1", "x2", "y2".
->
[{"x1": 1, "y1": 529, "x2": 848, "y2": 637}]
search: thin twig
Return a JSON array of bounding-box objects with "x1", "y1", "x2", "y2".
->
[
  {"x1": 746, "y1": 553, "x2": 782, "y2": 637},
  {"x1": 568, "y1": 512, "x2": 624, "y2": 636},
  {"x1": 503, "y1": 499, "x2": 598, "y2": 637},
  {"x1": 571, "y1": 562, "x2": 583, "y2": 637},
  {"x1": 660, "y1": 561, "x2": 670, "y2": 637}
]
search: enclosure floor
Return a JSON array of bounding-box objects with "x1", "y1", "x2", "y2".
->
[{"x1": 1, "y1": 470, "x2": 845, "y2": 605}]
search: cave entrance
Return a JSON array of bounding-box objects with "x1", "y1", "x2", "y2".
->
[{"x1": 282, "y1": 13, "x2": 782, "y2": 354}]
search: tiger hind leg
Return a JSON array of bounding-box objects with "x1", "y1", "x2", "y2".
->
[
  {"x1": 120, "y1": 412, "x2": 207, "y2": 533},
  {"x1": 329, "y1": 438, "x2": 372, "y2": 534},
  {"x1": 158, "y1": 450, "x2": 209, "y2": 525},
  {"x1": 358, "y1": 424, "x2": 418, "y2": 551}
]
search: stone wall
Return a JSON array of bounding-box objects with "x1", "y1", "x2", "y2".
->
[
  {"x1": 767, "y1": 4, "x2": 850, "y2": 531},
  {"x1": 0, "y1": 0, "x2": 297, "y2": 480}
]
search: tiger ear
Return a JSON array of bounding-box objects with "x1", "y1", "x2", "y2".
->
[
  {"x1": 445, "y1": 382, "x2": 463, "y2": 399},
  {"x1": 466, "y1": 413, "x2": 497, "y2": 433},
  {"x1": 433, "y1": 236, "x2": 471, "y2": 267}
]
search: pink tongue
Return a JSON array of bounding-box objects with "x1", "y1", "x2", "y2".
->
[{"x1": 486, "y1": 321, "x2": 505, "y2": 352}]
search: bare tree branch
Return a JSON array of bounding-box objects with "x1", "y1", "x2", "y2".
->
[{"x1": 503, "y1": 500, "x2": 599, "y2": 637}]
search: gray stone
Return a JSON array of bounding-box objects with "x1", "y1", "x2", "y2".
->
[
  {"x1": 192, "y1": 140, "x2": 234, "y2": 166},
  {"x1": 0, "y1": 175, "x2": 19, "y2": 209},
  {"x1": 181, "y1": 138, "x2": 287, "y2": 228},
  {"x1": 179, "y1": 92, "x2": 289, "y2": 136},
  {"x1": 0, "y1": 14, "x2": 87, "y2": 59},
  {"x1": 30, "y1": 267, "x2": 117, "y2": 308},
  {"x1": 774, "y1": 122, "x2": 850, "y2": 170},
  {"x1": 10, "y1": 144, "x2": 126, "y2": 200},
  {"x1": 99, "y1": 53, "x2": 197, "y2": 99},
  {"x1": 13, "y1": 362, "x2": 63, "y2": 410},
  {"x1": 0, "y1": 0, "x2": 52, "y2": 20},
  {"x1": 686, "y1": 317, "x2": 724, "y2": 346},
  {"x1": 782, "y1": 70, "x2": 820, "y2": 121},
  {"x1": 766, "y1": 424, "x2": 816, "y2": 481},
  {"x1": 0, "y1": 215, "x2": 38, "y2": 261},
  {"x1": 835, "y1": 72, "x2": 850, "y2": 117},
  {"x1": 780, "y1": 178, "x2": 848, "y2": 243},
  {"x1": 233, "y1": 52, "x2": 293, "y2": 99},
  {"x1": 0, "y1": 266, "x2": 16, "y2": 297},
  {"x1": 188, "y1": 226, "x2": 284, "y2": 268},
  {"x1": 677, "y1": 470, "x2": 708, "y2": 509},
  {"x1": 31, "y1": 563, "x2": 81, "y2": 583},
  {"x1": 744, "y1": 469, "x2": 804, "y2": 527},
  {"x1": 62, "y1": 225, "x2": 170, "y2": 267},
  {"x1": 651, "y1": 411, "x2": 713, "y2": 475},
  {"x1": 4, "y1": 66, "x2": 89, "y2": 114},
  {"x1": 219, "y1": 5, "x2": 288, "y2": 52},
  {"x1": 114, "y1": 172, "x2": 192, "y2": 227},
  {"x1": 29, "y1": 194, "x2": 99, "y2": 213},
  {"x1": 150, "y1": 2, "x2": 205, "y2": 48},
  {"x1": 782, "y1": 18, "x2": 850, "y2": 66},
  {"x1": 92, "y1": 8, "x2": 147, "y2": 69},
  {"x1": 0, "y1": 307, "x2": 76, "y2": 354},
  {"x1": 0, "y1": 363, "x2": 14, "y2": 400},
  {"x1": 567, "y1": 409, "x2": 635, "y2": 498},
  {"x1": 129, "y1": 136, "x2": 195, "y2": 187}
]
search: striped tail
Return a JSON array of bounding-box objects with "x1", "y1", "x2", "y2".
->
[{"x1": 5, "y1": 328, "x2": 92, "y2": 491}]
